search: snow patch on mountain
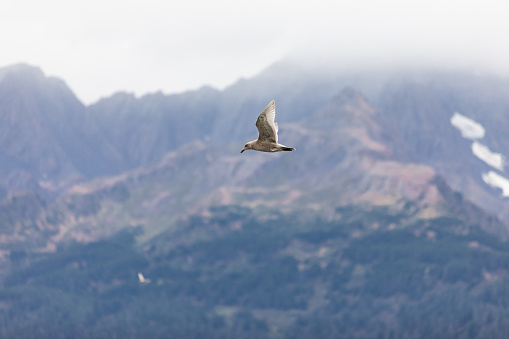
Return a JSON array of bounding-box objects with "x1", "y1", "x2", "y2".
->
[
  {"x1": 450, "y1": 113, "x2": 485, "y2": 139},
  {"x1": 451, "y1": 112, "x2": 508, "y2": 198},
  {"x1": 472, "y1": 141, "x2": 505, "y2": 171},
  {"x1": 482, "y1": 171, "x2": 509, "y2": 197}
]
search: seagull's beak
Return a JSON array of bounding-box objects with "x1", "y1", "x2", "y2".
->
[{"x1": 240, "y1": 149, "x2": 245, "y2": 153}]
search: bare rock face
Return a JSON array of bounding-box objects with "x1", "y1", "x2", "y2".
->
[
  {"x1": 1, "y1": 63, "x2": 509, "y2": 260},
  {"x1": 0, "y1": 64, "x2": 121, "y2": 197},
  {"x1": 377, "y1": 74, "x2": 509, "y2": 225},
  {"x1": 0, "y1": 86, "x2": 501, "y2": 259}
]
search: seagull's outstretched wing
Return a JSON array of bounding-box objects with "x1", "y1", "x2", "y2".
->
[
  {"x1": 256, "y1": 100, "x2": 278, "y2": 143},
  {"x1": 138, "y1": 272, "x2": 152, "y2": 284}
]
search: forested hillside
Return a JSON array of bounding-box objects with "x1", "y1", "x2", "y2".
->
[{"x1": 2, "y1": 205, "x2": 509, "y2": 338}]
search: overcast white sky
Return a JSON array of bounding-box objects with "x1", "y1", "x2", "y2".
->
[{"x1": 1, "y1": 0, "x2": 509, "y2": 104}]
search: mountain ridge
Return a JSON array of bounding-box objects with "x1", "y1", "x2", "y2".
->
[
  {"x1": 2, "y1": 62, "x2": 509, "y2": 238},
  {"x1": 0, "y1": 84, "x2": 506, "y2": 266},
  {"x1": 3, "y1": 62, "x2": 509, "y2": 337}
]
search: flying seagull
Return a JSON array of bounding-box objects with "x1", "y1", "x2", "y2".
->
[
  {"x1": 138, "y1": 272, "x2": 151, "y2": 284},
  {"x1": 241, "y1": 100, "x2": 295, "y2": 153}
]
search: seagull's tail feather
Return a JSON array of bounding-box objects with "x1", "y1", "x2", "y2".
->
[{"x1": 282, "y1": 147, "x2": 295, "y2": 151}]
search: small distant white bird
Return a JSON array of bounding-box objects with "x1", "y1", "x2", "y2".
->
[
  {"x1": 138, "y1": 272, "x2": 151, "y2": 284},
  {"x1": 241, "y1": 100, "x2": 296, "y2": 153}
]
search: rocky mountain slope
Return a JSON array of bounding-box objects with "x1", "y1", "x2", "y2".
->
[
  {"x1": 0, "y1": 72, "x2": 505, "y2": 265},
  {"x1": 0, "y1": 65, "x2": 125, "y2": 197},
  {"x1": 376, "y1": 72, "x2": 509, "y2": 223},
  {"x1": 2, "y1": 62, "x2": 509, "y2": 337},
  {"x1": 2, "y1": 64, "x2": 509, "y2": 224}
]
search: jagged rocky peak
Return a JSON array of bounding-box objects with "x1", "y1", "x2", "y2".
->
[
  {"x1": 332, "y1": 86, "x2": 371, "y2": 107},
  {"x1": 0, "y1": 63, "x2": 75, "y2": 101},
  {"x1": 0, "y1": 62, "x2": 508, "y2": 236},
  {"x1": 303, "y1": 87, "x2": 377, "y2": 132},
  {"x1": 0, "y1": 63, "x2": 45, "y2": 82},
  {"x1": 0, "y1": 63, "x2": 125, "y2": 196}
]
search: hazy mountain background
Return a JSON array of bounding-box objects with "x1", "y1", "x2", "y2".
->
[{"x1": 2, "y1": 62, "x2": 509, "y2": 338}]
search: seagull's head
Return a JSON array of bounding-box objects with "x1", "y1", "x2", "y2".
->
[{"x1": 241, "y1": 141, "x2": 254, "y2": 153}]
